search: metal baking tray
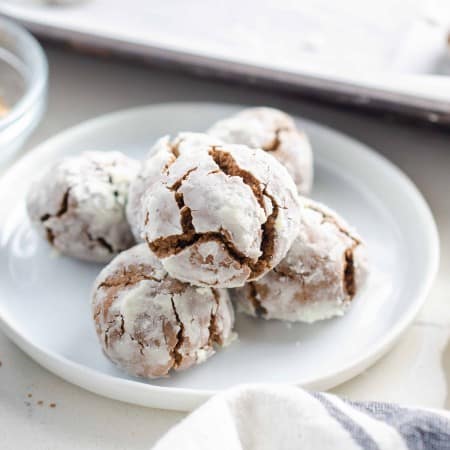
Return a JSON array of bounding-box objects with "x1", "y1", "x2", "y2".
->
[{"x1": 2, "y1": 0, "x2": 450, "y2": 124}]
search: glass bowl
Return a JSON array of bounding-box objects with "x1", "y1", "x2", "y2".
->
[{"x1": 0, "y1": 17, "x2": 48, "y2": 166}]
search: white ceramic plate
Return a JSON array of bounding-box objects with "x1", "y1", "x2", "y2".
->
[{"x1": 0, "y1": 103, "x2": 439, "y2": 411}]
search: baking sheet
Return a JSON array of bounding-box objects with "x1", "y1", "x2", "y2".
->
[{"x1": 2, "y1": 0, "x2": 450, "y2": 123}]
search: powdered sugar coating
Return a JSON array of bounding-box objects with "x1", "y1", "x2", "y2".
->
[
  {"x1": 142, "y1": 142, "x2": 301, "y2": 288},
  {"x1": 27, "y1": 151, "x2": 139, "y2": 262},
  {"x1": 208, "y1": 107, "x2": 313, "y2": 194},
  {"x1": 232, "y1": 199, "x2": 369, "y2": 322},
  {"x1": 92, "y1": 244, "x2": 235, "y2": 379},
  {"x1": 127, "y1": 133, "x2": 224, "y2": 240}
]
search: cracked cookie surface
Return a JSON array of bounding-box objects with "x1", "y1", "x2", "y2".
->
[
  {"x1": 127, "y1": 132, "x2": 224, "y2": 241},
  {"x1": 92, "y1": 244, "x2": 235, "y2": 379},
  {"x1": 142, "y1": 141, "x2": 301, "y2": 288},
  {"x1": 232, "y1": 199, "x2": 369, "y2": 322},
  {"x1": 208, "y1": 107, "x2": 313, "y2": 195},
  {"x1": 26, "y1": 151, "x2": 139, "y2": 262}
]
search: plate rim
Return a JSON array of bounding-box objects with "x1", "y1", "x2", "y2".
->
[{"x1": 0, "y1": 102, "x2": 440, "y2": 411}]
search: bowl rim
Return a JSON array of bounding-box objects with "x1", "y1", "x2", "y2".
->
[{"x1": 0, "y1": 16, "x2": 48, "y2": 130}]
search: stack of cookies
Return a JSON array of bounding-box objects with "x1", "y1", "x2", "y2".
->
[{"x1": 26, "y1": 107, "x2": 368, "y2": 379}]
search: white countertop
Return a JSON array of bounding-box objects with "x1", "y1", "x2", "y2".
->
[{"x1": 0, "y1": 44, "x2": 449, "y2": 450}]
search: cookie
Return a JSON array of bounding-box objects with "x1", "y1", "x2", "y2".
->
[
  {"x1": 232, "y1": 199, "x2": 368, "y2": 322},
  {"x1": 27, "y1": 151, "x2": 139, "y2": 262},
  {"x1": 92, "y1": 244, "x2": 235, "y2": 378},
  {"x1": 127, "y1": 133, "x2": 223, "y2": 241},
  {"x1": 142, "y1": 142, "x2": 301, "y2": 288},
  {"x1": 208, "y1": 107, "x2": 313, "y2": 194}
]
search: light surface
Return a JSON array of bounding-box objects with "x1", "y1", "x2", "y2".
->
[{"x1": 0, "y1": 103, "x2": 438, "y2": 410}]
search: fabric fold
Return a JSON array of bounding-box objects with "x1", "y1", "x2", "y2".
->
[{"x1": 152, "y1": 385, "x2": 450, "y2": 450}]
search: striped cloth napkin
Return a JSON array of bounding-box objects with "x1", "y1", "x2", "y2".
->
[{"x1": 152, "y1": 385, "x2": 450, "y2": 450}]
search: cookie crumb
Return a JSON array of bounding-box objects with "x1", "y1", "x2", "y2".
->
[
  {"x1": 0, "y1": 98, "x2": 8, "y2": 118},
  {"x1": 0, "y1": 360, "x2": 2, "y2": 367},
  {"x1": 49, "y1": 403, "x2": 56, "y2": 408},
  {"x1": 37, "y1": 400, "x2": 43, "y2": 406},
  {"x1": 27, "y1": 393, "x2": 32, "y2": 398}
]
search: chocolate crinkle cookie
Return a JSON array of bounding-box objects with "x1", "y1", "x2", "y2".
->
[
  {"x1": 141, "y1": 139, "x2": 301, "y2": 288},
  {"x1": 232, "y1": 199, "x2": 368, "y2": 322},
  {"x1": 208, "y1": 107, "x2": 313, "y2": 195},
  {"x1": 127, "y1": 132, "x2": 223, "y2": 241},
  {"x1": 92, "y1": 244, "x2": 235, "y2": 379},
  {"x1": 26, "y1": 151, "x2": 139, "y2": 262}
]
